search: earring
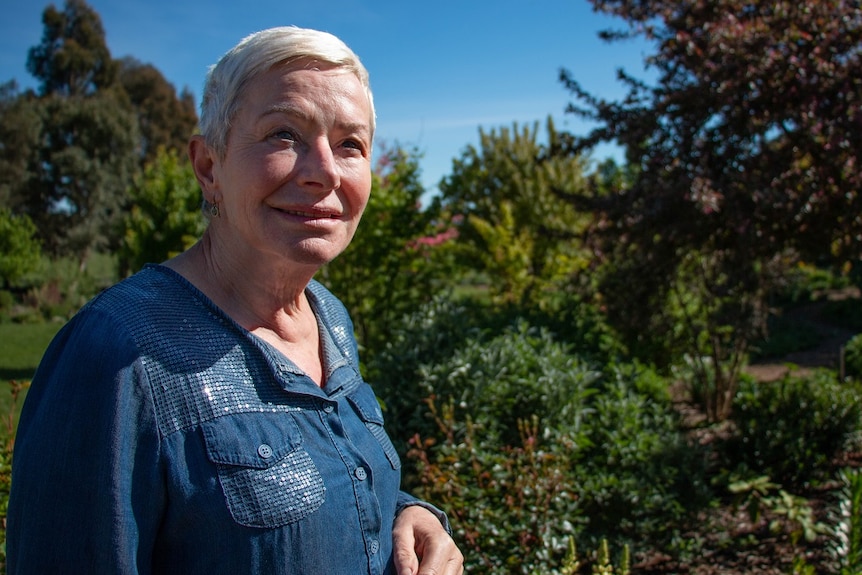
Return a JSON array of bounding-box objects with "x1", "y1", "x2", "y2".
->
[{"x1": 209, "y1": 202, "x2": 220, "y2": 218}]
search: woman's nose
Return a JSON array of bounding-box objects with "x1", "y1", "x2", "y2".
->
[{"x1": 298, "y1": 138, "x2": 340, "y2": 192}]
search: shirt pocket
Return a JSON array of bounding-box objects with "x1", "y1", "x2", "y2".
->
[
  {"x1": 347, "y1": 386, "x2": 402, "y2": 470},
  {"x1": 201, "y1": 411, "x2": 326, "y2": 528}
]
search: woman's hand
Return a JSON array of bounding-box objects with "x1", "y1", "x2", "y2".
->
[{"x1": 392, "y1": 505, "x2": 464, "y2": 575}]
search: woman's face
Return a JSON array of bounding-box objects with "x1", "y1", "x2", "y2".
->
[{"x1": 203, "y1": 63, "x2": 373, "y2": 270}]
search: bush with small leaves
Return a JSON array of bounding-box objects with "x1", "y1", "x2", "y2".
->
[
  {"x1": 388, "y1": 312, "x2": 711, "y2": 571},
  {"x1": 725, "y1": 371, "x2": 862, "y2": 488},
  {"x1": 575, "y1": 373, "x2": 711, "y2": 552}
]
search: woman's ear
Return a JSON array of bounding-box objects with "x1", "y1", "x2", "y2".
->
[{"x1": 189, "y1": 135, "x2": 218, "y2": 196}]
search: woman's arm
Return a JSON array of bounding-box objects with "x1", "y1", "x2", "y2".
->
[{"x1": 7, "y1": 311, "x2": 164, "y2": 574}]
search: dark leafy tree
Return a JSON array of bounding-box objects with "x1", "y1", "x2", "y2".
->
[
  {"x1": 5, "y1": 0, "x2": 148, "y2": 264},
  {"x1": 559, "y1": 0, "x2": 862, "y2": 420},
  {"x1": 23, "y1": 92, "x2": 139, "y2": 262},
  {"x1": 5, "y1": 0, "x2": 200, "y2": 265},
  {"x1": 118, "y1": 58, "x2": 198, "y2": 165},
  {"x1": 26, "y1": 0, "x2": 117, "y2": 97},
  {"x1": 0, "y1": 82, "x2": 41, "y2": 209}
]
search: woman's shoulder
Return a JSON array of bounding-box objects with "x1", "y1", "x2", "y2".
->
[
  {"x1": 88, "y1": 264, "x2": 190, "y2": 311},
  {"x1": 77, "y1": 265, "x2": 234, "y2": 353}
]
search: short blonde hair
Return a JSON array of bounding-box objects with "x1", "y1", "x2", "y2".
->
[{"x1": 198, "y1": 26, "x2": 375, "y2": 159}]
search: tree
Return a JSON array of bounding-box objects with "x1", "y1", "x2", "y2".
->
[
  {"x1": 3, "y1": 1, "x2": 201, "y2": 265},
  {"x1": 559, "y1": 0, "x2": 862, "y2": 420},
  {"x1": 6, "y1": 0, "x2": 142, "y2": 264},
  {"x1": 437, "y1": 117, "x2": 593, "y2": 310},
  {"x1": 118, "y1": 148, "x2": 206, "y2": 276},
  {"x1": 317, "y1": 144, "x2": 456, "y2": 358},
  {"x1": 21, "y1": 92, "x2": 139, "y2": 263},
  {"x1": 118, "y1": 58, "x2": 198, "y2": 165},
  {"x1": 0, "y1": 82, "x2": 41, "y2": 209},
  {"x1": 27, "y1": 0, "x2": 117, "y2": 97}
]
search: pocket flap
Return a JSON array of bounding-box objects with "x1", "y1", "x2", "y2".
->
[
  {"x1": 347, "y1": 387, "x2": 385, "y2": 426},
  {"x1": 202, "y1": 411, "x2": 301, "y2": 469}
]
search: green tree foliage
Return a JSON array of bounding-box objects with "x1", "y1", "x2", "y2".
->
[
  {"x1": 27, "y1": 0, "x2": 117, "y2": 97},
  {"x1": 558, "y1": 0, "x2": 862, "y2": 420},
  {"x1": 4, "y1": 0, "x2": 139, "y2": 264},
  {"x1": 3, "y1": 0, "x2": 199, "y2": 266},
  {"x1": 437, "y1": 117, "x2": 593, "y2": 311},
  {"x1": 118, "y1": 148, "x2": 206, "y2": 276},
  {"x1": 21, "y1": 92, "x2": 139, "y2": 263},
  {"x1": 0, "y1": 82, "x2": 40, "y2": 209},
  {"x1": 0, "y1": 208, "x2": 41, "y2": 288},
  {"x1": 466, "y1": 201, "x2": 536, "y2": 305},
  {"x1": 118, "y1": 58, "x2": 198, "y2": 165},
  {"x1": 317, "y1": 144, "x2": 457, "y2": 358}
]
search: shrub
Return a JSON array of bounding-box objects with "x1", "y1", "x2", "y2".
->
[
  {"x1": 0, "y1": 380, "x2": 29, "y2": 572},
  {"x1": 369, "y1": 295, "x2": 488, "y2": 458},
  {"x1": 772, "y1": 263, "x2": 851, "y2": 306},
  {"x1": 0, "y1": 209, "x2": 41, "y2": 289},
  {"x1": 413, "y1": 320, "x2": 600, "y2": 447},
  {"x1": 725, "y1": 371, "x2": 862, "y2": 488},
  {"x1": 370, "y1": 293, "x2": 625, "y2": 455},
  {"x1": 829, "y1": 467, "x2": 862, "y2": 574},
  {"x1": 383, "y1": 309, "x2": 711, "y2": 572},
  {"x1": 844, "y1": 334, "x2": 862, "y2": 381},
  {"x1": 409, "y1": 413, "x2": 586, "y2": 574},
  {"x1": 575, "y1": 373, "x2": 710, "y2": 551},
  {"x1": 750, "y1": 314, "x2": 823, "y2": 361},
  {"x1": 15, "y1": 253, "x2": 117, "y2": 321}
]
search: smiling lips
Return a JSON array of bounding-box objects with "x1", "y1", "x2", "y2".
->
[{"x1": 281, "y1": 208, "x2": 341, "y2": 219}]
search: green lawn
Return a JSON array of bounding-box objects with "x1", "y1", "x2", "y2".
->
[
  {"x1": 0, "y1": 322, "x2": 63, "y2": 380},
  {"x1": 0, "y1": 321, "x2": 65, "y2": 433}
]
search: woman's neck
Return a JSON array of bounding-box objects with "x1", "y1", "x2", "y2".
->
[
  {"x1": 165, "y1": 235, "x2": 314, "y2": 335},
  {"x1": 165, "y1": 235, "x2": 326, "y2": 385}
]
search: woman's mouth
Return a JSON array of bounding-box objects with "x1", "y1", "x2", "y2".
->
[{"x1": 281, "y1": 209, "x2": 339, "y2": 219}]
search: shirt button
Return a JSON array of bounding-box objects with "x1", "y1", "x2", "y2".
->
[
  {"x1": 369, "y1": 539, "x2": 379, "y2": 554},
  {"x1": 323, "y1": 403, "x2": 335, "y2": 414},
  {"x1": 354, "y1": 466, "x2": 367, "y2": 481},
  {"x1": 257, "y1": 444, "x2": 273, "y2": 459}
]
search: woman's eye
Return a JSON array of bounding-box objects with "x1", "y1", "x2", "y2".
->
[
  {"x1": 342, "y1": 138, "x2": 364, "y2": 152},
  {"x1": 272, "y1": 129, "x2": 297, "y2": 142}
]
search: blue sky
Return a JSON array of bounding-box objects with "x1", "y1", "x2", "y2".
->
[{"x1": 1, "y1": 0, "x2": 651, "y2": 195}]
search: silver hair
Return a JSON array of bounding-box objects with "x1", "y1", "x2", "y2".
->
[{"x1": 198, "y1": 26, "x2": 375, "y2": 160}]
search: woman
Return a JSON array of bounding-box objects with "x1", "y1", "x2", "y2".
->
[{"x1": 7, "y1": 26, "x2": 463, "y2": 575}]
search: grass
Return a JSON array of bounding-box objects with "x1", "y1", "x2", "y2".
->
[
  {"x1": 0, "y1": 321, "x2": 64, "y2": 429},
  {"x1": 0, "y1": 322, "x2": 63, "y2": 380}
]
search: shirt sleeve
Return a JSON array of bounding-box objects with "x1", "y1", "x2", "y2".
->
[
  {"x1": 7, "y1": 308, "x2": 164, "y2": 574},
  {"x1": 395, "y1": 490, "x2": 452, "y2": 534}
]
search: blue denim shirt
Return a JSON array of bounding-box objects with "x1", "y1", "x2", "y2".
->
[{"x1": 8, "y1": 265, "x2": 442, "y2": 574}]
